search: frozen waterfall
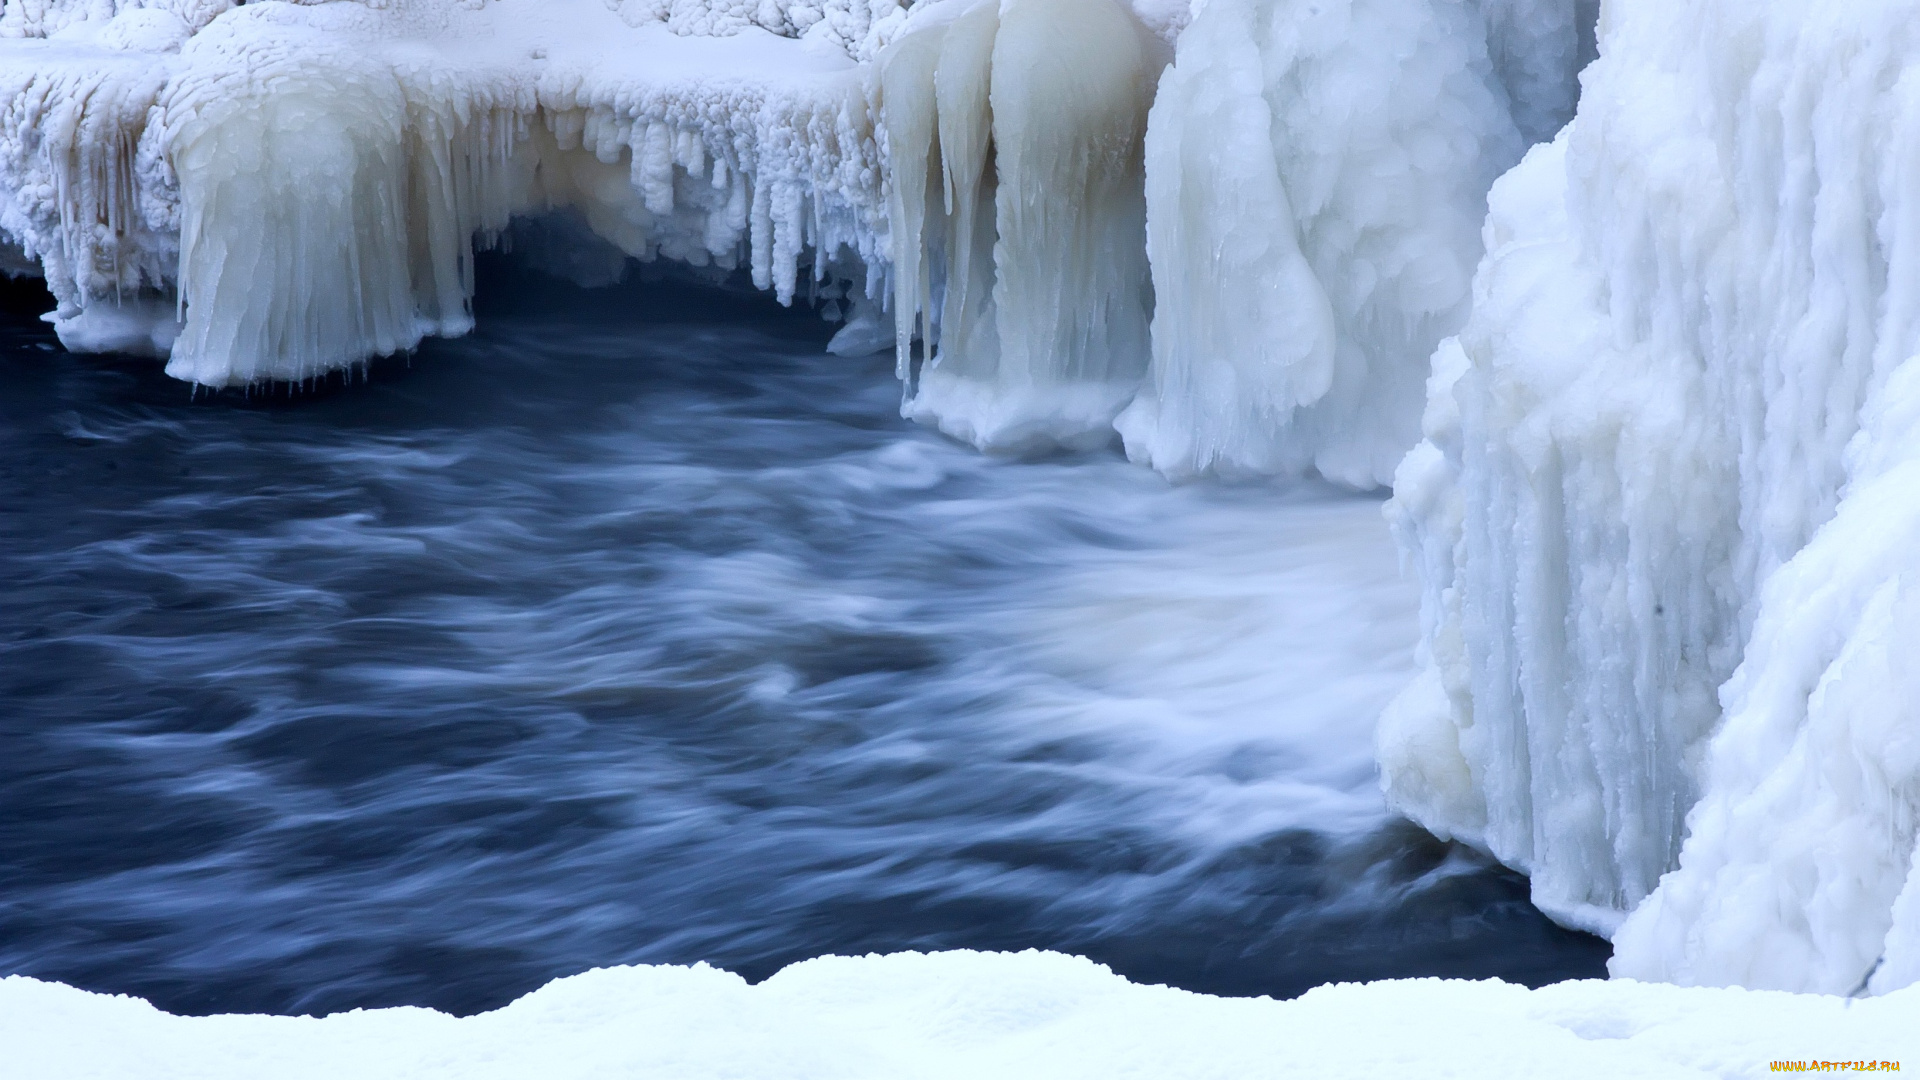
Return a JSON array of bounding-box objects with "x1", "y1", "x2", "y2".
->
[{"x1": 9, "y1": 0, "x2": 1920, "y2": 1002}]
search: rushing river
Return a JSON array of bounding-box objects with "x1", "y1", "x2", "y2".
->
[{"x1": 0, "y1": 261, "x2": 1607, "y2": 1017}]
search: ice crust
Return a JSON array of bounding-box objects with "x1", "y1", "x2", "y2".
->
[
  {"x1": 7, "y1": 951, "x2": 1918, "y2": 1079},
  {"x1": 1382, "y1": 0, "x2": 1920, "y2": 993}
]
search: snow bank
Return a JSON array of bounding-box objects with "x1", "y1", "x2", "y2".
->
[
  {"x1": 6, "y1": 951, "x2": 1916, "y2": 1079},
  {"x1": 1383, "y1": 0, "x2": 1920, "y2": 991}
]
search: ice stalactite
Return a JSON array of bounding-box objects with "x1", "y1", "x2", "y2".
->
[
  {"x1": 1383, "y1": 0, "x2": 1920, "y2": 990},
  {"x1": 1117, "y1": 0, "x2": 1522, "y2": 485},
  {"x1": 877, "y1": 0, "x2": 1162, "y2": 453}
]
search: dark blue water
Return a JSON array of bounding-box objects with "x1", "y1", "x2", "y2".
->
[{"x1": 0, "y1": 261, "x2": 1608, "y2": 1017}]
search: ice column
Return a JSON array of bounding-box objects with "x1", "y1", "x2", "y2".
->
[{"x1": 877, "y1": 0, "x2": 1162, "y2": 453}]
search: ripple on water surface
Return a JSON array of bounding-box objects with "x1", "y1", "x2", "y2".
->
[{"x1": 0, "y1": 263, "x2": 1608, "y2": 1016}]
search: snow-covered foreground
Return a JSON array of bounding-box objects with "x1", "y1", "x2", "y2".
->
[{"x1": 7, "y1": 951, "x2": 1916, "y2": 1080}]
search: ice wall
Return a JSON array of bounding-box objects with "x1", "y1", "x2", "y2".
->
[
  {"x1": 1383, "y1": 0, "x2": 1920, "y2": 991},
  {"x1": 1115, "y1": 0, "x2": 1598, "y2": 486},
  {"x1": 0, "y1": 0, "x2": 1182, "y2": 414},
  {"x1": 1117, "y1": 0, "x2": 1522, "y2": 486},
  {"x1": 1477, "y1": 0, "x2": 1595, "y2": 145}
]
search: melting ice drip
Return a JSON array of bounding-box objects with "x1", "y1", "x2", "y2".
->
[{"x1": 11, "y1": 0, "x2": 1920, "y2": 1001}]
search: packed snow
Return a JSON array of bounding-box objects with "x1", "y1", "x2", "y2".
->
[{"x1": 6, "y1": 951, "x2": 1917, "y2": 1079}]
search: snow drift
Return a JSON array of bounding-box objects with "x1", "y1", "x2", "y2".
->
[
  {"x1": 7, "y1": 950, "x2": 1917, "y2": 1079},
  {"x1": 1382, "y1": 0, "x2": 1920, "y2": 993}
]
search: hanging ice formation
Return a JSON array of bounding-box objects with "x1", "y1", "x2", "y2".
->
[
  {"x1": 2, "y1": 0, "x2": 1584, "y2": 465},
  {"x1": 1, "y1": 0, "x2": 897, "y2": 384},
  {"x1": 1382, "y1": 0, "x2": 1920, "y2": 994}
]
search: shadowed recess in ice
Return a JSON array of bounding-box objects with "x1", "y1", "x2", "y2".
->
[{"x1": 0, "y1": 264, "x2": 1605, "y2": 1016}]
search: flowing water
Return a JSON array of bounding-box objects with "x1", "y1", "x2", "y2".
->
[{"x1": 0, "y1": 262, "x2": 1608, "y2": 1017}]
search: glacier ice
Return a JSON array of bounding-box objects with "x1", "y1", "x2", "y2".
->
[{"x1": 1381, "y1": 0, "x2": 1920, "y2": 992}]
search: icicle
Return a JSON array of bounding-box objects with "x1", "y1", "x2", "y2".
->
[
  {"x1": 875, "y1": 14, "x2": 943, "y2": 382},
  {"x1": 930, "y1": 0, "x2": 995, "y2": 370}
]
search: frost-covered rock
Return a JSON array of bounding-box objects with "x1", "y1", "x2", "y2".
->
[
  {"x1": 1384, "y1": 0, "x2": 1920, "y2": 991},
  {"x1": 6, "y1": 950, "x2": 1918, "y2": 1079}
]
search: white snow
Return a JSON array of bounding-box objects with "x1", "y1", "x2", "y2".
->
[
  {"x1": 1381, "y1": 0, "x2": 1920, "y2": 993},
  {"x1": 6, "y1": 951, "x2": 1918, "y2": 1079}
]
